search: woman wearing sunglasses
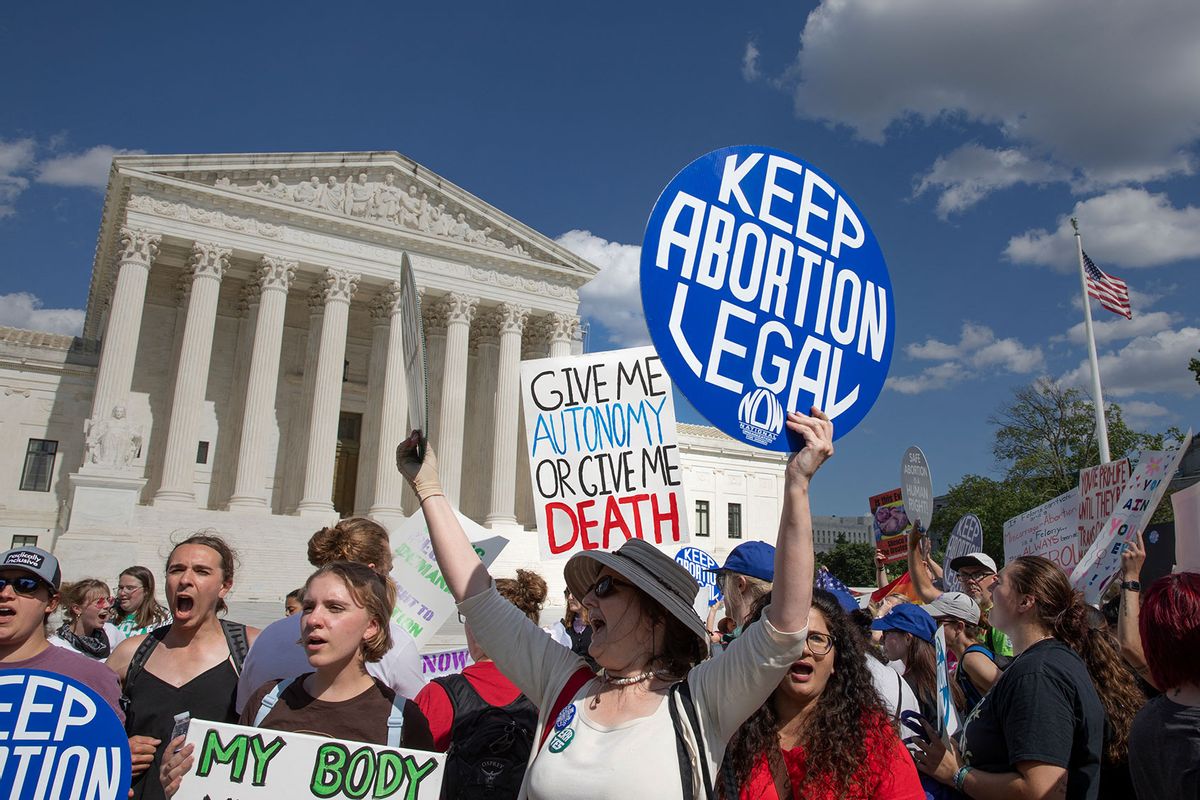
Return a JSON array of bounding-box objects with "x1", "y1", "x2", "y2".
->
[
  {"x1": 49, "y1": 578, "x2": 126, "y2": 659},
  {"x1": 396, "y1": 408, "x2": 833, "y2": 799}
]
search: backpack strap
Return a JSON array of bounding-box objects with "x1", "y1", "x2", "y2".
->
[
  {"x1": 433, "y1": 673, "x2": 487, "y2": 741},
  {"x1": 894, "y1": 670, "x2": 904, "y2": 722},
  {"x1": 386, "y1": 698, "x2": 406, "y2": 748},
  {"x1": 220, "y1": 619, "x2": 249, "y2": 675},
  {"x1": 253, "y1": 677, "x2": 296, "y2": 727},
  {"x1": 123, "y1": 625, "x2": 171, "y2": 691},
  {"x1": 963, "y1": 644, "x2": 995, "y2": 662},
  {"x1": 668, "y1": 679, "x2": 714, "y2": 800},
  {"x1": 538, "y1": 666, "x2": 594, "y2": 750}
]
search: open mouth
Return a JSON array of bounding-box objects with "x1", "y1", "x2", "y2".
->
[
  {"x1": 175, "y1": 595, "x2": 195, "y2": 613},
  {"x1": 0, "y1": 607, "x2": 15, "y2": 619},
  {"x1": 788, "y1": 661, "x2": 815, "y2": 682},
  {"x1": 304, "y1": 633, "x2": 327, "y2": 650},
  {"x1": 591, "y1": 618, "x2": 606, "y2": 635}
]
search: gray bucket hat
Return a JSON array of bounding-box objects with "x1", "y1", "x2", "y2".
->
[{"x1": 564, "y1": 538, "x2": 709, "y2": 655}]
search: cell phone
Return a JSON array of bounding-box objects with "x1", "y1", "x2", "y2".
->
[{"x1": 170, "y1": 712, "x2": 191, "y2": 746}]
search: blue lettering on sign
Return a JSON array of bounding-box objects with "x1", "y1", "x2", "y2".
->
[
  {"x1": 641, "y1": 146, "x2": 895, "y2": 449},
  {"x1": 0, "y1": 670, "x2": 131, "y2": 800},
  {"x1": 675, "y1": 547, "x2": 722, "y2": 606}
]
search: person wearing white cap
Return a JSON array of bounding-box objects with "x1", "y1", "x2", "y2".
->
[
  {"x1": 924, "y1": 591, "x2": 1000, "y2": 714},
  {"x1": 395, "y1": 408, "x2": 834, "y2": 800}
]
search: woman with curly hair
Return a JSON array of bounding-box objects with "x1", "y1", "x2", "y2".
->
[
  {"x1": 913, "y1": 555, "x2": 1143, "y2": 800},
  {"x1": 720, "y1": 589, "x2": 923, "y2": 799}
]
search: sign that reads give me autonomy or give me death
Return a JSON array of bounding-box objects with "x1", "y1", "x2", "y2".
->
[
  {"x1": 641, "y1": 146, "x2": 894, "y2": 450},
  {"x1": 0, "y1": 670, "x2": 131, "y2": 800}
]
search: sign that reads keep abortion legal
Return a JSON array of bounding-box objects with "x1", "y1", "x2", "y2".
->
[
  {"x1": 1071, "y1": 431, "x2": 1193, "y2": 605},
  {"x1": 1003, "y1": 488, "x2": 1081, "y2": 571},
  {"x1": 175, "y1": 719, "x2": 444, "y2": 800},
  {"x1": 640, "y1": 146, "x2": 894, "y2": 450},
  {"x1": 521, "y1": 347, "x2": 688, "y2": 559},
  {"x1": 0, "y1": 670, "x2": 131, "y2": 800},
  {"x1": 675, "y1": 546, "x2": 722, "y2": 618},
  {"x1": 942, "y1": 515, "x2": 983, "y2": 594}
]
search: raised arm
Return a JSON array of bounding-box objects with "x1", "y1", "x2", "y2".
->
[
  {"x1": 907, "y1": 523, "x2": 942, "y2": 603},
  {"x1": 396, "y1": 433, "x2": 491, "y2": 601},
  {"x1": 1116, "y1": 532, "x2": 1157, "y2": 688},
  {"x1": 766, "y1": 408, "x2": 833, "y2": 634}
]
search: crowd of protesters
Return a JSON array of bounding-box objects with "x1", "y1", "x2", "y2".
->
[{"x1": 0, "y1": 406, "x2": 1195, "y2": 800}]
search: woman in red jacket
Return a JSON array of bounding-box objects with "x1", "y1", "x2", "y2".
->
[{"x1": 720, "y1": 590, "x2": 923, "y2": 800}]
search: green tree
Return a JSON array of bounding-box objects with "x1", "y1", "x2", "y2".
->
[
  {"x1": 1190, "y1": 350, "x2": 1200, "y2": 386},
  {"x1": 817, "y1": 538, "x2": 877, "y2": 586}
]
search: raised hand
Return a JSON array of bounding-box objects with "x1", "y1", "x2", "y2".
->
[
  {"x1": 395, "y1": 430, "x2": 444, "y2": 501},
  {"x1": 784, "y1": 407, "x2": 834, "y2": 484}
]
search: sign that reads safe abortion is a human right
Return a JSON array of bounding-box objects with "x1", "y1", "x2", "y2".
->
[{"x1": 641, "y1": 146, "x2": 895, "y2": 450}]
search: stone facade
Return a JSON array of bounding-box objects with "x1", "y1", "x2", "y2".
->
[{"x1": 0, "y1": 151, "x2": 788, "y2": 607}]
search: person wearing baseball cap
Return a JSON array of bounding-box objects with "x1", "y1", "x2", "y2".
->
[
  {"x1": 924, "y1": 592, "x2": 1000, "y2": 714},
  {"x1": 0, "y1": 546, "x2": 124, "y2": 718},
  {"x1": 708, "y1": 540, "x2": 775, "y2": 631},
  {"x1": 946, "y1": 552, "x2": 1014, "y2": 658},
  {"x1": 871, "y1": 603, "x2": 963, "y2": 728}
]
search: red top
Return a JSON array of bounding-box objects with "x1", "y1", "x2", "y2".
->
[
  {"x1": 414, "y1": 660, "x2": 524, "y2": 752},
  {"x1": 741, "y1": 712, "x2": 924, "y2": 800}
]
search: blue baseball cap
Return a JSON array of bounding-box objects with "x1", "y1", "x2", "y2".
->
[
  {"x1": 871, "y1": 602, "x2": 936, "y2": 643},
  {"x1": 707, "y1": 541, "x2": 775, "y2": 583}
]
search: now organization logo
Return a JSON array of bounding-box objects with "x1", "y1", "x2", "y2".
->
[{"x1": 737, "y1": 387, "x2": 784, "y2": 446}]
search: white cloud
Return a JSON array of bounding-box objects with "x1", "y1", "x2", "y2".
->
[
  {"x1": 1064, "y1": 310, "x2": 1180, "y2": 347},
  {"x1": 786, "y1": 0, "x2": 1200, "y2": 183},
  {"x1": 914, "y1": 145, "x2": 1070, "y2": 218},
  {"x1": 1060, "y1": 327, "x2": 1200, "y2": 397},
  {"x1": 742, "y1": 41, "x2": 762, "y2": 82},
  {"x1": 890, "y1": 322, "x2": 1044, "y2": 393},
  {"x1": 556, "y1": 230, "x2": 649, "y2": 347},
  {"x1": 0, "y1": 292, "x2": 84, "y2": 335},
  {"x1": 1006, "y1": 188, "x2": 1200, "y2": 271},
  {"x1": 1117, "y1": 399, "x2": 1173, "y2": 428},
  {"x1": 36, "y1": 145, "x2": 144, "y2": 190},
  {"x1": 0, "y1": 138, "x2": 36, "y2": 218}
]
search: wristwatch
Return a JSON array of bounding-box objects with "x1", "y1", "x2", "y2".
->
[{"x1": 1120, "y1": 580, "x2": 1141, "y2": 592}]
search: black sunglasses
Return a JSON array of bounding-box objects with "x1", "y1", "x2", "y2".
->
[
  {"x1": 586, "y1": 574, "x2": 632, "y2": 599},
  {"x1": 0, "y1": 576, "x2": 44, "y2": 596}
]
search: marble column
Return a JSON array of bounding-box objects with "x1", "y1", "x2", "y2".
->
[
  {"x1": 89, "y1": 227, "x2": 160, "y2": 424},
  {"x1": 154, "y1": 242, "x2": 230, "y2": 505},
  {"x1": 485, "y1": 303, "x2": 529, "y2": 527},
  {"x1": 367, "y1": 283, "x2": 409, "y2": 518},
  {"x1": 296, "y1": 268, "x2": 359, "y2": 516},
  {"x1": 228, "y1": 256, "x2": 297, "y2": 509},
  {"x1": 422, "y1": 296, "x2": 450, "y2": 450},
  {"x1": 548, "y1": 312, "x2": 580, "y2": 359},
  {"x1": 284, "y1": 290, "x2": 326, "y2": 513},
  {"x1": 355, "y1": 293, "x2": 390, "y2": 515},
  {"x1": 463, "y1": 311, "x2": 500, "y2": 519},
  {"x1": 436, "y1": 293, "x2": 477, "y2": 506}
]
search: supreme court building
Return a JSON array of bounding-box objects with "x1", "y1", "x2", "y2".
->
[{"x1": 0, "y1": 152, "x2": 787, "y2": 604}]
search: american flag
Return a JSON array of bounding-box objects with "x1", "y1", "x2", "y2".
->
[{"x1": 1082, "y1": 251, "x2": 1131, "y2": 319}]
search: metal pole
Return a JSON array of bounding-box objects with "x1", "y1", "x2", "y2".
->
[{"x1": 1072, "y1": 218, "x2": 1111, "y2": 464}]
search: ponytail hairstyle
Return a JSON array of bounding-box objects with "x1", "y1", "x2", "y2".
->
[
  {"x1": 495, "y1": 569, "x2": 548, "y2": 624},
  {"x1": 118, "y1": 566, "x2": 169, "y2": 630},
  {"x1": 304, "y1": 561, "x2": 395, "y2": 662},
  {"x1": 307, "y1": 517, "x2": 393, "y2": 576},
  {"x1": 721, "y1": 590, "x2": 887, "y2": 798},
  {"x1": 59, "y1": 579, "x2": 110, "y2": 626},
  {"x1": 1007, "y1": 556, "x2": 1145, "y2": 763}
]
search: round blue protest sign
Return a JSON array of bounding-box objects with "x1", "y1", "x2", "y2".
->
[
  {"x1": 0, "y1": 669, "x2": 132, "y2": 800},
  {"x1": 641, "y1": 145, "x2": 894, "y2": 449},
  {"x1": 675, "y1": 546, "x2": 722, "y2": 607}
]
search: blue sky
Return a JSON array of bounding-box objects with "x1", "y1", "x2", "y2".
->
[{"x1": 1, "y1": 2, "x2": 1197, "y2": 518}]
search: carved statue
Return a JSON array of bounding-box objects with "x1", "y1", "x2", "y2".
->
[
  {"x1": 262, "y1": 174, "x2": 290, "y2": 200},
  {"x1": 432, "y1": 204, "x2": 454, "y2": 236},
  {"x1": 399, "y1": 185, "x2": 422, "y2": 228},
  {"x1": 449, "y1": 212, "x2": 472, "y2": 241},
  {"x1": 293, "y1": 176, "x2": 320, "y2": 205},
  {"x1": 347, "y1": 173, "x2": 374, "y2": 217},
  {"x1": 83, "y1": 405, "x2": 142, "y2": 468},
  {"x1": 416, "y1": 192, "x2": 435, "y2": 232},
  {"x1": 371, "y1": 174, "x2": 401, "y2": 221},
  {"x1": 317, "y1": 175, "x2": 346, "y2": 213}
]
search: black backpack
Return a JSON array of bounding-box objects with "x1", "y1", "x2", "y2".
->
[
  {"x1": 120, "y1": 619, "x2": 249, "y2": 713},
  {"x1": 432, "y1": 673, "x2": 537, "y2": 800}
]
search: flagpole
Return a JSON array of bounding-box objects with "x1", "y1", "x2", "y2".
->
[{"x1": 1072, "y1": 218, "x2": 1111, "y2": 463}]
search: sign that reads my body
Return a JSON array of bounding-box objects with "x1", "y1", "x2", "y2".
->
[
  {"x1": 640, "y1": 145, "x2": 894, "y2": 450},
  {"x1": 0, "y1": 670, "x2": 131, "y2": 800},
  {"x1": 522, "y1": 347, "x2": 688, "y2": 558},
  {"x1": 175, "y1": 719, "x2": 444, "y2": 800}
]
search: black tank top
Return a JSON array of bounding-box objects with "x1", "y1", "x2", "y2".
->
[{"x1": 125, "y1": 658, "x2": 240, "y2": 800}]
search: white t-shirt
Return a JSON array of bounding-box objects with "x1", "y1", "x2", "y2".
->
[
  {"x1": 48, "y1": 623, "x2": 126, "y2": 659},
  {"x1": 865, "y1": 654, "x2": 919, "y2": 721},
  {"x1": 235, "y1": 614, "x2": 425, "y2": 713}
]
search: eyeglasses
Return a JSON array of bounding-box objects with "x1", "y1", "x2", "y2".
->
[
  {"x1": 0, "y1": 576, "x2": 44, "y2": 596},
  {"x1": 115, "y1": 584, "x2": 143, "y2": 594},
  {"x1": 88, "y1": 596, "x2": 113, "y2": 609},
  {"x1": 586, "y1": 574, "x2": 632, "y2": 599},
  {"x1": 957, "y1": 570, "x2": 994, "y2": 585},
  {"x1": 805, "y1": 632, "x2": 835, "y2": 656}
]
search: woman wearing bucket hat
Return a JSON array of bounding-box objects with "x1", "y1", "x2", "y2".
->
[{"x1": 396, "y1": 408, "x2": 834, "y2": 799}]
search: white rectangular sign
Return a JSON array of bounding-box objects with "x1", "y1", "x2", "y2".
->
[
  {"x1": 1071, "y1": 432, "x2": 1193, "y2": 605},
  {"x1": 389, "y1": 509, "x2": 507, "y2": 650},
  {"x1": 521, "y1": 346, "x2": 689, "y2": 559},
  {"x1": 420, "y1": 647, "x2": 473, "y2": 681},
  {"x1": 1077, "y1": 458, "x2": 1131, "y2": 553},
  {"x1": 1172, "y1": 480, "x2": 1200, "y2": 574},
  {"x1": 1003, "y1": 488, "x2": 1081, "y2": 571},
  {"x1": 175, "y1": 719, "x2": 445, "y2": 800}
]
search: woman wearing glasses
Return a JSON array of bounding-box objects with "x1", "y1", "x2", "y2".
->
[
  {"x1": 49, "y1": 578, "x2": 126, "y2": 659},
  {"x1": 720, "y1": 590, "x2": 923, "y2": 799},
  {"x1": 113, "y1": 566, "x2": 171, "y2": 637},
  {"x1": 396, "y1": 408, "x2": 833, "y2": 799}
]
